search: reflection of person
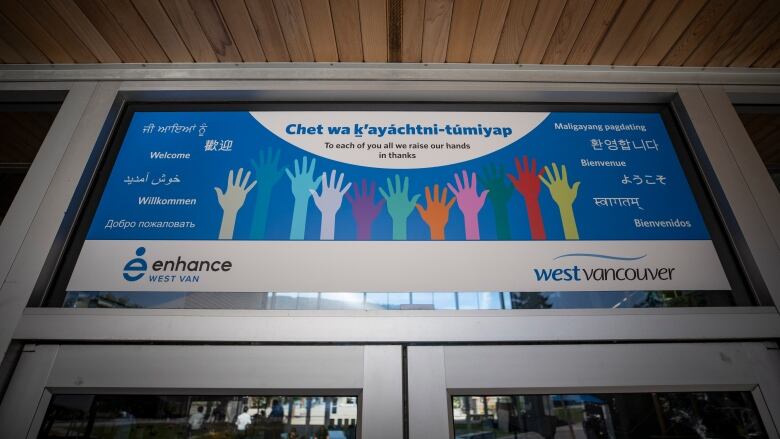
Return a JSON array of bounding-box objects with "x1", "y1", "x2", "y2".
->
[
  {"x1": 267, "y1": 400, "x2": 284, "y2": 439},
  {"x1": 114, "y1": 410, "x2": 134, "y2": 439},
  {"x1": 316, "y1": 425, "x2": 329, "y2": 439},
  {"x1": 188, "y1": 405, "x2": 205, "y2": 433},
  {"x1": 236, "y1": 406, "x2": 252, "y2": 434},
  {"x1": 254, "y1": 409, "x2": 267, "y2": 424}
]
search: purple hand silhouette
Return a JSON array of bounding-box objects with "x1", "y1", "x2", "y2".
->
[
  {"x1": 345, "y1": 179, "x2": 385, "y2": 240},
  {"x1": 447, "y1": 170, "x2": 488, "y2": 240}
]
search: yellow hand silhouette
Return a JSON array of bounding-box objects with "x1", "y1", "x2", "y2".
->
[
  {"x1": 539, "y1": 162, "x2": 581, "y2": 240},
  {"x1": 415, "y1": 184, "x2": 456, "y2": 240}
]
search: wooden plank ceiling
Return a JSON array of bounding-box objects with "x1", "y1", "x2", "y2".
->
[{"x1": 0, "y1": 0, "x2": 779, "y2": 67}]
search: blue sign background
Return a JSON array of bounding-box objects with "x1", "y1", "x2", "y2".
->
[{"x1": 86, "y1": 111, "x2": 710, "y2": 241}]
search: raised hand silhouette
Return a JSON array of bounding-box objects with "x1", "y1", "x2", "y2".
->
[
  {"x1": 345, "y1": 179, "x2": 385, "y2": 240},
  {"x1": 415, "y1": 184, "x2": 456, "y2": 240},
  {"x1": 378, "y1": 174, "x2": 420, "y2": 240},
  {"x1": 214, "y1": 168, "x2": 257, "y2": 240},
  {"x1": 310, "y1": 170, "x2": 352, "y2": 240},
  {"x1": 478, "y1": 163, "x2": 513, "y2": 240},
  {"x1": 284, "y1": 156, "x2": 322, "y2": 240},
  {"x1": 539, "y1": 162, "x2": 581, "y2": 240},
  {"x1": 249, "y1": 147, "x2": 283, "y2": 239},
  {"x1": 447, "y1": 170, "x2": 488, "y2": 240},
  {"x1": 507, "y1": 156, "x2": 546, "y2": 240}
]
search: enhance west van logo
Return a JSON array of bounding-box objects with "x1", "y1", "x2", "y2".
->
[{"x1": 122, "y1": 247, "x2": 232, "y2": 284}]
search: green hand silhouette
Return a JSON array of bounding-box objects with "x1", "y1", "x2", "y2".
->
[
  {"x1": 378, "y1": 175, "x2": 420, "y2": 240},
  {"x1": 478, "y1": 163, "x2": 513, "y2": 240}
]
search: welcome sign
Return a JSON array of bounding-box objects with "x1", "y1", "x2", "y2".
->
[{"x1": 66, "y1": 109, "x2": 731, "y2": 293}]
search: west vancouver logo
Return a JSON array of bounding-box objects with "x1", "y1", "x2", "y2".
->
[
  {"x1": 122, "y1": 247, "x2": 147, "y2": 281},
  {"x1": 532, "y1": 253, "x2": 677, "y2": 282}
]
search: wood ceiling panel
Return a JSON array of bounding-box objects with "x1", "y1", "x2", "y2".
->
[
  {"x1": 330, "y1": 0, "x2": 363, "y2": 62},
  {"x1": 215, "y1": 0, "x2": 266, "y2": 62},
  {"x1": 48, "y1": 0, "x2": 120, "y2": 62},
  {"x1": 635, "y1": 0, "x2": 704, "y2": 65},
  {"x1": 518, "y1": 0, "x2": 566, "y2": 64},
  {"x1": 754, "y1": 39, "x2": 780, "y2": 69},
  {"x1": 360, "y1": 0, "x2": 388, "y2": 62},
  {"x1": 565, "y1": 0, "x2": 622, "y2": 65},
  {"x1": 470, "y1": 0, "x2": 510, "y2": 63},
  {"x1": 160, "y1": 0, "x2": 218, "y2": 62},
  {"x1": 245, "y1": 0, "x2": 291, "y2": 61},
  {"x1": 273, "y1": 0, "x2": 314, "y2": 62},
  {"x1": 132, "y1": 0, "x2": 194, "y2": 62},
  {"x1": 683, "y1": 0, "x2": 762, "y2": 67},
  {"x1": 74, "y1": 0, "x2": 145, "y2": 63},
  {"x1": 421, "y1": 0, "x2": 453, "y2": 63},
  {"x1": 612, "y1": 0, "x2": 676, "y2": 66},
  {"x1": 660, "y1": 0, "x2": 733, "y2": 66},
  {"x1": 401, "y1": 0, "x2": 424, "y2": 62},
  {"x1": 706, "y1": 1, "x2": 780, "y2": 67},
  {"x1": 0, "y1": 12, "x2": 50, "y2": 63},
  {"x1": 731, "y1": 17, "x2": 780, "y2": 67},
  {"x1": 301, "y1": 0, "x2": 339, "y2": 62},
  {"x1": 0, "y1": 1, "x2": 72, "y2": 63},
  {"x1": 106, "y1": 0, "x2": 169, "y2": 62},
  {"x1": 494, "y1": 0, "x2": 537, "y2": 64},
  {"x1": 0, "y1": 38, "x2": 25, "y2": 64},
  {"x1": 189, "y1": 0, "x2": 243, "y2": 62},
  {"x1": 0, "y1": 0, "x2": 777, "y2": 67},
  {"x1": 591, "y1": 0, "x2": 653, "y2": 65},
  {"x1": 541, "y1": 0, "x2": 594, "y2": 65},
  {"x1": 446, "y1": 0, "x2": 482, "y2": 63},
  {"x1": 21, "y1": 0, "x2": 97, "y2": 63}
]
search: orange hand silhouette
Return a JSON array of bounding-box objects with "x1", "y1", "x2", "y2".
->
[{"x1": 415, "y1": 184, "x2": 456, "y2": 240}]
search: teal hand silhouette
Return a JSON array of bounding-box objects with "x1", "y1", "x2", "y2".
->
[
  {"x1": 478, "y1": 163, "x2": 513, "y2": 240},
  {"x1": 285, "y1": 156, "x2": 322, "y2": 240},
  {"x1": 378, "y1": 175, "x2": 420, "y2": 240},
  {"x1": 249, "y1": 148, "x2": 283, "y2": 239}
]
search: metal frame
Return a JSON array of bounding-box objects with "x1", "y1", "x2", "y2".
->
[
  {"x1": 0, "y1": 343, "x2": 403, "y2": 439},
  {"x1": 0, "y1": 64, "x2": 779, "y2": 438},
  {"x1": 408, "y1": 342, "x2": 780, "y2": 438}
]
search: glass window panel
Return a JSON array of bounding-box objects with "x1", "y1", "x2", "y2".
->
[
  {"x1": 365, "y1": 292, "x2": 389, "y2": 310},
  {"x1": 456, "y1": 293, "x2": 479, "y2": 310},
  {"x1": 737, "y1": 106, "x2": 780, "y2": 193},
  {"x1": 39, "y1": 394, "x2": 359, "y2": 439},
  {"x1": 47, "y1": 104, "x2": 755, "y2": 310},
  {"x1": 452, "y1": 391, "x2": 767, "y2": 439}
]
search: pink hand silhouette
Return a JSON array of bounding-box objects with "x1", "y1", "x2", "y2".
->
[
  {"x1": 345, "y1": 179, "x2": 385, "y2": 240},
  {"x1": 447, "y1": 170, "x2": 488, "y2": 240}
]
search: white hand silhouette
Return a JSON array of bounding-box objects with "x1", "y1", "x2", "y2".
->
[
  {"x1": 310, "y1": 170, "x2": 351, "y2": 240},
  {"x1": 215, "y1": 168, "x2": 257, "y2": 239}
]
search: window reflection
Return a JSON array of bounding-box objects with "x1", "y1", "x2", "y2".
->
[
  {"x1": 452, "y1": 392, "x2": 767, "y2": 439},
  {"x1": 39, "y1": 394, "x2": 358, "y2": 439},
  {"x1": 63, "y1": 290, "x2": 736, "y2": 311}
]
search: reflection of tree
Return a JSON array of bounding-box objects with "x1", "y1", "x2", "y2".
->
[
  {"x1": 633, "y1": 291, "x2": 709, "y2": 308},
  {"x1": 509, "y1": 292, "x2": 553, "y2": 310}
]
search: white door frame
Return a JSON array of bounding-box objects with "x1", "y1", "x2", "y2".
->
[
  {"x1": 0, "y1": 344, "x2": 403, "y2": 439},
  {"x1": 408, "y1": 342, "x2": 780, "y2": 438}
]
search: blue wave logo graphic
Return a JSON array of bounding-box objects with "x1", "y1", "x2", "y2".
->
[
  {"x1": 123, "y1": 247, "x2": 147, "y2": 281},
  {"x1": 553, "y1": 253, "x2": 647, "y2": 261}
]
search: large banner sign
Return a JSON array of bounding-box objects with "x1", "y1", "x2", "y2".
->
[{"x1": 67, "y1": 110, "x2": 730, "y2": 292}]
